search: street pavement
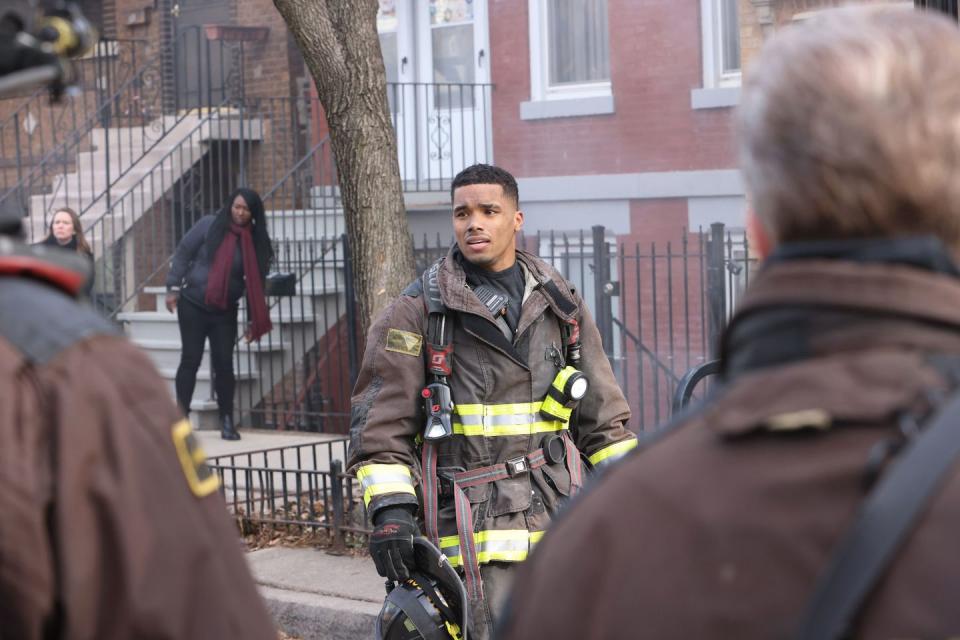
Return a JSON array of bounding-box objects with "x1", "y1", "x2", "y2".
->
[{"x1": 202, "y1": 429, "x2": 384, "y2": 640}]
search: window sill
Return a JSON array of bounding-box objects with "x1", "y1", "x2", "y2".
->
[
  {"x1": 690, "y1": 86, "x2": 740, "y2": 110},
  {"x1": 520, "y1": 95, "x2": 615, "y2": 121}
]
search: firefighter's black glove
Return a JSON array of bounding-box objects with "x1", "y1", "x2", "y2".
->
[{"x1": 370, "y1": 506, "x2": 420, "y2": 583}]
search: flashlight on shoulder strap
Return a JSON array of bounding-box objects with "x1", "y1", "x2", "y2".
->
[
  {"x1": 540, "y1": 366, "x2": 589, "y2": 423},
  {"x1": 422, "y1": 382, "x2": 455, "y2": 441}
]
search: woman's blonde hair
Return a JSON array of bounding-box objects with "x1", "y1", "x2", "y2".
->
[{"x1": 738, "y1": 7, "x2": 960, "y2": 251}]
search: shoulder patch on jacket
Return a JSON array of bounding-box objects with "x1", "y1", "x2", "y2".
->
[
  {"x1": 171, "y1": 419, "x2": 220, "y2": 498},
  {"x1": 386, "y1": 328, "x2": 423, "y2": 356},
  {"x1": 402, "y1": 278, "x2": 423, "y2": 298}
]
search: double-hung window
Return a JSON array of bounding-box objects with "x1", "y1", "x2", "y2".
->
[
  {"x1": 693, "y1": 0, "x2": 741, "y2": 109},
  {"x1": 523, "y1": 0, "x2": 614, "y2": 120}
]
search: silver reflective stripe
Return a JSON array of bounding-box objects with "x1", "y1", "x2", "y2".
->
[
  {"x1": 456, "y1": 413, "x2": 542, "y2": 427},
  {"x1": 359, "y1": 470, "x2": 412, "y2": 491}
]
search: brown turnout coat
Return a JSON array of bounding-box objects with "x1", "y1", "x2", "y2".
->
[
  {"x1": 501, "y1": 257, "x2": 960, "y2": 639},
  {"x1": 348, "y1": 248, "x2": 635, "y2": 558},
  {"x1": 0, "y1": 265, "x2": 275, "y2": 639}
]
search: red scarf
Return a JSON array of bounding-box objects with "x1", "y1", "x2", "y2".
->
[{"x1": 205, "y1": 223, "x2": 272, "y2": 341}]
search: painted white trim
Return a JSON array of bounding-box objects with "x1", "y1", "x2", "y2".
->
[
  {"x1": 520, "y1": 95, "x2": 614, "y2": 120},
  {"x1": 519, "y1": 170, "x2": 744, "y2": 202},
  {"x1": 527, "y1": 0, "x2": 613, "y2": 104},
  {"x1": 687, "y1": 195, "x2": 746, "y2": 230},
  {"x1": 700, "y1": 0, "x2": 741, "y2": 89},
  {"x1": 403, "y1": 170, "x2": 745, "y2": 210},
  {"x1": 690, "y1": 86, "x2": 740, "y2": 110}
]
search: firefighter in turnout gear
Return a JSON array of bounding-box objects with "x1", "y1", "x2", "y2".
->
[{"x1": 348, "y1": 164, "x2": 636, "y2": 639}]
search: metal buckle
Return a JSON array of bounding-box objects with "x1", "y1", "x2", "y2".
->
[{"x1": 506, "y1": 456, "x2": 529, "y2": 477}]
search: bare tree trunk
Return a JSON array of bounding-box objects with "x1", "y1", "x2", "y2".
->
[{"x1": 272, "y1": 0, "x2": 415, "y2": 332}]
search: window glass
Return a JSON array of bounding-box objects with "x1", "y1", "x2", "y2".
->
[
  {"x1": 430, "y1": 0, "x2": 476, "y2": 108},
  {"x1": 720, "y1": 0, "x2": 741, "y2": 75},
  {"x1": 547, "y1": 0, "x2": 610, "y2": 87},
  {"x1": 430, "y1": 0, "x2": 474, "y2": 26}
]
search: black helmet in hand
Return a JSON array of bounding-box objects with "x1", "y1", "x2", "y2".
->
[{"x1": 376, "y1": 537, "x2": 468, "y2": 640}]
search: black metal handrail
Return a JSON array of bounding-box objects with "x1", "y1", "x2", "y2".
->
[
  {"x1": 0, "y1": 39, "x2": 149, "y2": 177},
  {"x1": 671, "y1": 359, "x2": 722, "y2": 414},
  {"x1": 1, "y1": 38, "x2": 157, "y2": 214},
  {"x1": 84, "y1": 98, "x2": 237, "y2": 316},
  {"x1": 612, "y1": 317, "x2": 683, "y2": 385},
  {"x1": 4, "y1": 30, "x2": 244, "y2": 235},
  {"x1": 384, "y1": 80, "x2": 494, "y2": 193}
]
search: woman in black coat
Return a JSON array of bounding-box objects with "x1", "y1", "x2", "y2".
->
[{"x1": 165, "y1": 188, "x2": 274, "y2": 440}]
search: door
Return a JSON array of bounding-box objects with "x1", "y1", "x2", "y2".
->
[
  {"x1": 172, "y1": 0, "x2": 235, "y2": 109},
  {"x1": 378, "y1": 0, "x2": 491, "y2": 189},
  {"x1": 378, "y1": 0, "x2": 418, "y2": 185}
]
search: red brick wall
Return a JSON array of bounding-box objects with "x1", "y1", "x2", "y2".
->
[{"x1": 489, "y1": 0, "x2": 737, "y2": 178}]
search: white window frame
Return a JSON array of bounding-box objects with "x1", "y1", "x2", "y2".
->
[
  {"x1": 700, "y1": 0, "x2": 741, "y2": 89},
  {"x1": 527, "y1": 0, "x2": 612, "y2": 102}
]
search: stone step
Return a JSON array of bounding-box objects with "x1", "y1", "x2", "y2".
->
[
  {"x1": 129, "y1": 338, "x2": 269, "y2": 374},
  {"x1": 156, "y1": 366, "x2": 259, "y2": 408}
]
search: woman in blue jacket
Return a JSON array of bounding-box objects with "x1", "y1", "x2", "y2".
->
[{"x1": 165, "y1": 188, "x2": 274, "y2": 440}]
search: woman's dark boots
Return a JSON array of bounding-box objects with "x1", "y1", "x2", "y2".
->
[{"x1": 221, "y1": 414, "x2": 241, "y2": 440}]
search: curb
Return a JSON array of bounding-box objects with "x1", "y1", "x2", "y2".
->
[{"x1": 259, "y1": 585, "x2": 380, "y2": 640}]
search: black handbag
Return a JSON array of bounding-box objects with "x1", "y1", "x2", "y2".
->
[{"x1": 265, "y1": 272, "x2": 296, "y2": 296}]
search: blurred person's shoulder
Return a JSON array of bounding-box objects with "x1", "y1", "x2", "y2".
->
[{"x1": 0, "y1": 277, "x2": 117, "y2": 364}]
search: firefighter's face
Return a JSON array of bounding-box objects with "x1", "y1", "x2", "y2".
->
[{"x1": 452, "y1": 183, "x2": 523, "y2": 272}]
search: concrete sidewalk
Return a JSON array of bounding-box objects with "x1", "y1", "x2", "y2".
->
[{"x1": 247, "y1": 547, "x2": 384, "y2": 640}]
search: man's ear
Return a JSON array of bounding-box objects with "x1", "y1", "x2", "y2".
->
[
  {"x1": 747, "y1": 208, "x2": 774, "y2": 260},
  {"x1": 514, "y1": 209, "x2": 524, "y2": 232}
]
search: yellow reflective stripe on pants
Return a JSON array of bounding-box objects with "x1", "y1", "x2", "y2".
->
[
  {"x1": 452, "y1": 402, "x2": 567, "y2": 437},
  {"x1": 356, "y1": 463, "x2": 416, "y2": 507},
  {"x1": 588, "y1": 437, "x2": 639, "y2": 468},
  {"x1": 438, "y1": 529, "x2": 546, "y2": 568}
]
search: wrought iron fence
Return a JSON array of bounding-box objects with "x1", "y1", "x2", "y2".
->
[
  {"x1": 81, "y1": 96, "x2": 313, "y2": 317},
  {"x1": 386, "y1": 81, "x2": 493, "y2": 193},
  {"x1": 0, "y1": 38, "x2": 148, "y2": 196},
  {"x1": 207, "y1": 439, "x2": 371, "y2": 538},
  {"x1": 1, "y1": 29, "x2": 248, "y2": 231},
  {"x1": 208, "y1": 222, "x2": 753, "y2": 536},
  {"x1": 219, "y1": 222, "x2": 752, "y2": 437}
]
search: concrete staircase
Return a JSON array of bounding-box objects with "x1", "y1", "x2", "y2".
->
[
  {"x1": 27, "y1": 109, "x2": 263, "y2": 244},
  {"x1": 119, "y1": 192, "x2": 348, "y2": 430}
]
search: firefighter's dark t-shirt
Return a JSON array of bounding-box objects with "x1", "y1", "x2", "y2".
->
[{"x1": 460, "y1": 256, "x2": 526, "y2": 332}]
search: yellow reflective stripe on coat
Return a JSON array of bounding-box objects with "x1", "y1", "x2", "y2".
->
[
  {"x1": 452, "y1": 402, "x2": 566, "y2": 437},
  {"x1": 438, "y1": 529, "x2": 547, "y2": 567},
  {"x1": 356, "y1": 463, "x2": 416, "y2": 507},
  {"x1": 588, "y1": 437, "x2": 639, "y2": 468}
]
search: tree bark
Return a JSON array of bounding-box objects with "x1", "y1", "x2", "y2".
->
[{"x1": 272, "y1": 0, "x2": 416, "y2": 333}]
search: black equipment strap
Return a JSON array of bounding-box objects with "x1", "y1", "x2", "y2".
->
[
  {"x1": 389, "y1": 581, "x2": 449, "y2": 640},
  {"x1": 796, "y1": 389, "x2": 960, "y2": 639},
  {"x1": 422, "y1": 259, "x2": 453, "y2": 379}
]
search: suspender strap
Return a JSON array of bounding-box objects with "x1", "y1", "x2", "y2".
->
[
  {"x1": 796, "y1": 389, "x2": 960, "y2": 639},
  {"x1": 562, "y1": 431, "x2": 583, "y2": 493},
  {"x1": 447, "y1": 448, "x2": 554, "y2": 601}
]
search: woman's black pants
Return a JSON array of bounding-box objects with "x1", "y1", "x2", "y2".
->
[{"x1": 175, "y1": 297, "x2": 237, "y2": 418}]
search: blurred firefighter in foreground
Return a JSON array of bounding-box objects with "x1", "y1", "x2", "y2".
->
[
  {"x1": 499, "y1": 7, "x2": 960, "y2": 640},
  {"x1": 0, "y1": 9, "x2": 277, "y2": 630}
]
